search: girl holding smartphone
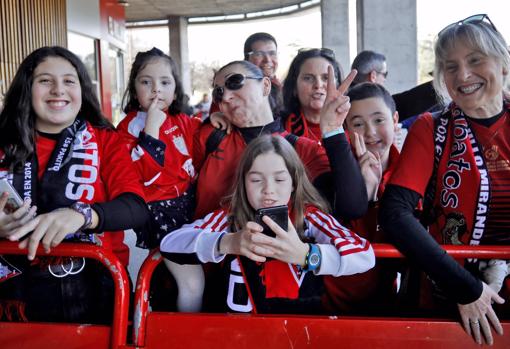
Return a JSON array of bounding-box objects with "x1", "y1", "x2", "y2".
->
[{"x1": 160, "y1": 135, "x2": 374, "y2": 314}]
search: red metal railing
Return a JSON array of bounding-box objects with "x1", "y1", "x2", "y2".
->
[
  {"x1": 0, "y1": 241, "x2": 130, "y2": 349},
  {"x1": 133, "y1": 249, "x2": 162, "y2": 347},
  {"x1": 132, "y1": 244, "x2": 510, "y2": 348}
]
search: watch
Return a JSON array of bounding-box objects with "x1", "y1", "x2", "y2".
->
[
  {"x1": 70, "y1": 201, "x2": 93, "y2": 231},
  {"x1": 303, "y1": 243, "x2": 321, "y2": 272}
]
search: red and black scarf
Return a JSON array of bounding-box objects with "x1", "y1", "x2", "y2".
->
[
  {"x1": 427, "y1": 102, "x2": 509, "y2": 246},
  {"x1": 235, "y1": 206, "x2": 322, "y2": 314},
  {"x1": 0, "y1": 118, "x2": 101, "y2": 283},
  {"x1": 284, "y1": 111, "x2": 322, "y2": 143}
]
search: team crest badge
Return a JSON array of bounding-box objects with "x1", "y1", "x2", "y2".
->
[
  {"x1": 173, "y1": 135, "x2": 189, "y2": 156},
  {"x1": 441, "y1": 212, "x2": 466, "y2": 245},
  {"x1": 182, "y1": 158, "x2": 196, "y2": 178},
  {"x1": 485, "y1": 145, "x2": 510, "y2": 171}
]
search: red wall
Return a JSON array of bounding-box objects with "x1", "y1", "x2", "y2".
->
[{"x1": 98, "y1": 0, "x2": 126, "y2": 120}]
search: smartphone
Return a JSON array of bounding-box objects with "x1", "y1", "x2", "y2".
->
[
  {"x1": 0, "y1": 179, "x2": 24, "y2": 214},
  {"x1": 255, "y1": 205, "x2": 288, "y2": 238}
]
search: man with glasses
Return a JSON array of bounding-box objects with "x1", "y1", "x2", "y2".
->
[
  {"x1": 243, "y1": 32, "x2": 283, "y2": 114},
  {"x1": 208, "y1": 32, "x2": 283, "y2": 116},
  {"x1": 351, "y1": 50, "x2": 388, "y2": 86}
]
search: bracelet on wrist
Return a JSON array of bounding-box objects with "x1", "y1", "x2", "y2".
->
[
  {"x1": 217, "y1": 233, "x2": 226, "y2": 253},
  {"x1": 322, "y1": 127, "x2": 345, "y2": 139},
  {"x1": 70, "y1": 201, "x2": 93, "y2": 232}
]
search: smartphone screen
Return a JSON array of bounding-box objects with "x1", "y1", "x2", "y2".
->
[
  {"x1": 0, "y1": 179, "x2": 24, "y2": 214},
  {"x1": 255, "y1": 205, "x2": 288, "y2": 238}
]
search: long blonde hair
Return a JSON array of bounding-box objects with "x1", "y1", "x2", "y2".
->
[{"x1": 228, "y1": 135, "x2": 329, "y2": 238}]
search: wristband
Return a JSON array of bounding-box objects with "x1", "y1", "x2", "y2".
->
[
  {"x1": 302, "y1": 243, "x2": 322, "y2": 272},
  {"x1": 216, "y1": 233, "x2": 226, "y2": 253},
  {"x1": 70, "y1": 201, "x2": 93, "y2": 232},
  {"x1": 322, "y1": 127, "x2": 344, "y2": 139}
]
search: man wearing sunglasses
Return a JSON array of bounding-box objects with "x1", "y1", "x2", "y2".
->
[
  {"x1": 351, "y1": 50, "x2": 388, "y2": 86},
  {"x1": 193, "y1": 60, "x2": 366, "y2": 224}
]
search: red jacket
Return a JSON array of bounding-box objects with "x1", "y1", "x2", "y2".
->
[
  {"x1": 0, "y1": 126, "x2": 145, "y2": 266},
  {"x1": 192, "y1": 123, "x2": 330, "y2": 218},
  {"x1": 117, "y1": 110, "x2": 200, "y2": 202}
]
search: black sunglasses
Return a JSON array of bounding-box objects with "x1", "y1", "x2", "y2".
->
[
  {"x1": 212, "y1": 73, "x2": 263, "y2": 103},
  {"x1": 438, "y1": 14, "x2": 498, "y2": 37}
]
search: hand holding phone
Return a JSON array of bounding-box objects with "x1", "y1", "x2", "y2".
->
[
  {"x1": 0, "y1": 179, "x2": 24, "y2": 214},
  {"x1": 255, "y1": 205, "x2": 288, "y2": 238}
]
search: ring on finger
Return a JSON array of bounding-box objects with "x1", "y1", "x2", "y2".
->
[{"x1": 469, "y1": 319, "x2": 479, "y2": 325}]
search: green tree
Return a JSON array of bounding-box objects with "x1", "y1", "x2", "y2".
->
[{"x1": 418, "y1": 35, "x2": 435, "y2": 84}]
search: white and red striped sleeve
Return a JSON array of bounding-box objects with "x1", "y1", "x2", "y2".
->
[
  {"x1": 305, "y1": 207, "x2": 375, "y2": 276},
  {"x1": 160, "y1": 209, "x2": 230, "y2": 264}
]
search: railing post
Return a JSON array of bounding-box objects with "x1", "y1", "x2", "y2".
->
[{"x1": 0, "y1": 241, "x2": 129, "y2": 349}]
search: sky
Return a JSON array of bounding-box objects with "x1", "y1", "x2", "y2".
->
[
  {"x1": 187, "y1": 7, "x2": 322, "y2": 79},
  {"x1": 416, "y1": 0, "x2": 510, "y2": 41},
  {"x1": 128, "y1": 0, "x2": 509, "y2": 101}
]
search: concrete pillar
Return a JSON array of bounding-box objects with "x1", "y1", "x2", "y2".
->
[
  {"x1": 168, "y1": 16, "x2": 191, "y2": 96},
  {"x1": 357, "y1": 0, "x2": 417, "y2": 93},
  {"x1": 321, "y1": 0, "x2": 354, "y2": 75}
]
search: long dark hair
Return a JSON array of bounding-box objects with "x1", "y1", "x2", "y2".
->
[
  {"x1": 0, "y1": 46, "x2": 110, "y2": 171},
  {"x1": 283, "y1": 48, "x2": 343, "y2": 117},
  {"x1": 122, "y1": 47, "x2": 184, "y2": 115}
]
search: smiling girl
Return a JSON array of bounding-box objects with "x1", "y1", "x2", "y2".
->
[{"x1": 0, "y1": 46, "x2": 149, "y2": 323}]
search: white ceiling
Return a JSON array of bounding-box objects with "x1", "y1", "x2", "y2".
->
[{"x1": 124, "y1": 0, "x2": 308, "y2": 22}]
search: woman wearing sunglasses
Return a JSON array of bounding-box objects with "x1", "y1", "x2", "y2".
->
[
  {"x1": 191, "y1": 60, "x2": 366, "y2": 225},
  {"x1": 282, "y1": 48, "x2": 343, "y2": 144},
  {"x1": 380, "y1": 14, "x2": 510, "y2": 345}
]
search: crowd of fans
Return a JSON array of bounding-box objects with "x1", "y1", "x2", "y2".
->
[{"x1": 0, "y1": 13, "x2": 509, "y2": 346}]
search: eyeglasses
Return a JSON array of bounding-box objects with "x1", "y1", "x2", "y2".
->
[
  {"x1": 438, "y1": 14, "x2": 498, "y2": 37},
  {"x1": 247, "y1": 50, "x2": 278, "y2": 59},
  {"x1": 376, "y1": 70, "x2": 388, "y2": 78},
  {"x1": 212, "y1": 73, "x2": 263, "y2": 103}
]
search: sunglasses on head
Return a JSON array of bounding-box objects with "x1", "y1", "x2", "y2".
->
[
  {"x1": 212, "y1": 73, "x2": 263, "y2": 103},
  {"x1": 298, "y1": 47, "x2": 336, "y2": 59},
  {"x1": 438, "y1": 14, "x2": 498, "y2": 37}
]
